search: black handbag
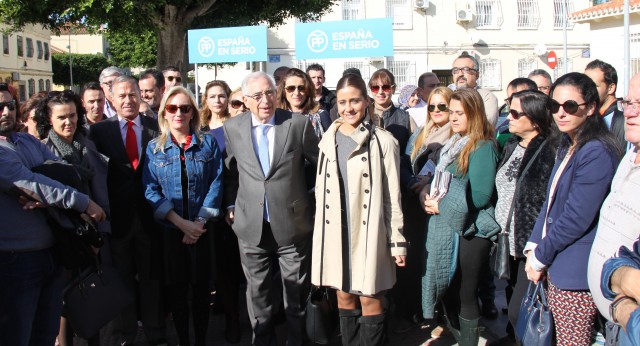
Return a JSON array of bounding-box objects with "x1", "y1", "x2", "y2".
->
[
  {"x1": 305, "y1": 152, "x2": 338, "y2": 344},
  {"x1": 490, "y1": 232, "x2": 510, "y2": 279},
  {"x1": 515, "y1": 282, "x2": 554, "y2": 346},
  {"x1": 305, "y1": 286, "x2": 337, "y2": 344},
  {"x1": 490, "y1": 139, "x2": 548, "y2": 279},
  {"x1": 64, "y1": 260, "x2": 134, "y2": 339}
]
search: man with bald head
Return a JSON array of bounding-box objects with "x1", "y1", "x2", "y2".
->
[
  {"x1": 89, "y1": 76, "x2": 166, "y2": 344},
  {"x1": 450, "y1": 52, "x2": 499, "y2": 126},
  {"x1": 224, "y1": 71, "x2": 319, "y2": 346},
  {"x1": 588, "y1": 73, "x2": 640, "y2": 342}
]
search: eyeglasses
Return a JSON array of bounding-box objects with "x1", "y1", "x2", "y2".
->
[
  {"x1": 537, "y1": 86, "x2": 550, "y2": 92},
  {"x1": 0, "y1": 99, "x2": 16, "y2": 111},
  {"x1": 619, "y1": 99, "x2": 640, "y2": 113},
  {"x1": 246, "y1": 90, "x2": 275, "y2": 102},
  {"x1": 428, "y1": 103, "x2": 449, "y2": 112},
  {"x1": 230, "y1": 100, "x2": 246, "y2": 109},
  {"x1": 509, "y1": 109, "x2": 528, "y2": 120},
  {"x1": 165, "y1": 104, "x2": 192, "y2": 114},
  {"x1": 424, "y1": 83, "x2": 440, "y2": 88},
  {"x1": 451, "y1": 67, "x2": 477, "y2": 75},
  {"x1": 550, "y1": 99, "x2": 588, "y2": 115},
  {"x1": 166, "y1": 76, "x2": 182, "y2": 83},
  {"x1": 370, "y1": 84, "x2": 394, "y2": 93},
  {"x1": 285, "y1": 85, "x2": 305, "y2": 93}
]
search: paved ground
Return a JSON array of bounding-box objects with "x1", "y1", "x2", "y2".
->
[{"x1": 78, "y1": 280, "x2": 510, "y2": 346}]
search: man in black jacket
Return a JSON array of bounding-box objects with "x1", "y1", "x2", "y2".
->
[
  {"x1": 585, "y1": 59, "x2": 628, "y2": 153},
  {"x1": 89, "y1": 76, "x2": 166, "y2": 345},
  {"x1": 306, "y1": 63, "x2": 336, "y2": 112}
]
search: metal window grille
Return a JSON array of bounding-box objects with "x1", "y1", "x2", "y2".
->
[
  {"x1": 479, "y1": 59, "x2": 502, "y2": 90},
  {"x1": 37, "y1": 41, "x2": 43, "y2": 59},
  {"x1": 45, "y1": 80, "x2": 51, "y2": 92},
  {"x1": 475, "y1": 0, "x2": 503, "y2": 28},
  {"x1": 553, "y1": 57, "x2": 574, "y2": 79},
  {"x1": 44, "y1": 43, "x2": 50, "y2": 60},
  {"x1": 342, "y1": 0, "x2": 364, "y2": 20},
  {"x1": 294, "y1": 60, "x2": 325, "y2": 73},
  {"x1": 517, "y1": 0, "x2": 540, "y2": 28},
  {"x1": 388, "y1": 60, "x2": 416, "y2": 91},
  {"x1": 518, "y1": 58, "x2": 537, "y2": 77},
  {"x1": 38, "y1": 79, "x2": 44, "y2": 92},
  {"x1": 553, "y1": 0, "x2": 575, "y2": 29},
  {"x1": 28, "y1": 79, "x2": 35, "y2": 98},
  {"x1": 386, "y1": 0, "x2": 412, "y2": 29},
  {"x1": 26, "y1": 38, "x2": 33, "y2": 58},
  {"x1": 631, "y1": 33, "x2": 640, "y2": 78},
  {"x1": 2, "y1": 34, "x2": 8, "y2": 54},
  {"x1": 343, "y1": 61, "x2": 371, "y2": 84}
]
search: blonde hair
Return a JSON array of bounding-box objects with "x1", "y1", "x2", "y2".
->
[
  {"x1": 410, "y1": 87, "x2": 453, "y2": 160},
  {"x1": 450, "y1": 88, "x2": 495, "y2": 175},
  {"x1": 154, "y1": 86, "x2": 202, "y2": 153}
]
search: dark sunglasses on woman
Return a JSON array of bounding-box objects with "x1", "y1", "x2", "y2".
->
[
  {"x1": 428, "y1": 104, "x2": 449, "y2": 112},
  {"x1": 285, "y1": 85, "x2": 305, "y2": 93},
  {"x1": 550, "y1": 99, "x2": 587, "y2": 115},
  {"x1": 165, "y1": 104, "x2": 192, "y2": 114},
  {"x1": 230, "y1": 100, "x2": 246, "y2": 109},
  {"x1": 370, "y1": 84, "x2": 394, "y2": 93},
  {"x1": 508, "y1": 109, "x2": 527, "y2": 120}
]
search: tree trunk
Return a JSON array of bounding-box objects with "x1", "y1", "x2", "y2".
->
[{"x1": 156, "y1": 24, "x2": 188, "y2": 72}]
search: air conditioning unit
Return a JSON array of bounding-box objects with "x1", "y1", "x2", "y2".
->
[
  {"x1": 365, "y1": 57, "x2": 385, "y2": 64},
  {"x1": 413, "y1": 0, "x2": 429, "y2": 10},
  {"x1": 457, "y1": 9, "x2": 473, "y2": 22}
]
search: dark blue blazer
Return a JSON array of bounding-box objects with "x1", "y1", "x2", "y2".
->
[{"x1": 529, "y1": 138, "x2": 619, "y2": 290}]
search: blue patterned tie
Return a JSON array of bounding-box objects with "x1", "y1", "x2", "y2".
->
[
  {"x1": 258, "y1": 125, "x2": 271, "y2": 175},
  {"x1": 257, "y1": 124, "x2": 271, "y2": 221}
]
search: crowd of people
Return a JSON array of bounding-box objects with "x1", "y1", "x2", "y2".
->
[{"x1": 1, "y1": 53, "x2": 639, "y2": 346}]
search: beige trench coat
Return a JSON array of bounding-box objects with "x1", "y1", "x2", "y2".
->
[{"x1": 311, "y1": 120, "x2": 407, "y2": 296}]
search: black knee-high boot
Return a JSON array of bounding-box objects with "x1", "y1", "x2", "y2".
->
[
  {"x1": 359, "y1": 313, "x2": 386, "y2": 346},
  {"x1": 339, "y1": 308, "x2": 361, "y2": 346}
]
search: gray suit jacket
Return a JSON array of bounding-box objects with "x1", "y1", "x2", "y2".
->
[{"x1": 223, "y1": 109, "x2": 319, "y2": 246}]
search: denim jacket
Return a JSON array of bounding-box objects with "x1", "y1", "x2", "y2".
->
[{"x1": 143, "y1": 132, "x2": 223, "y2": 225}]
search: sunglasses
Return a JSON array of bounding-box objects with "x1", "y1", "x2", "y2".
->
[
  {"x1": 230, "y1": 100, "x2": 246, "y2": 109},
  {"x1": 509, "y1": 109, "x2": 527, "y2": 120},
  {"x1": 370, "y1": 84, "x2": 394, "y2": 93},
  {"x1": 550, "y1": 99, "x2": 588, "y2": 115},
  {"x1": 285, "y1": 85, "x2": 305, "y2": 93},
  {"x1": 428, "y1": 104, "x2": 449, "y2": 112},
  {"x1": 0, "y1": 99, "x2": 16, "y2": 111},
  {"x1": 165, "y1": 104, "x2": 192, "y2": 114},
  {"x1": 166, "y1": 76, "x2": 182, "y2": 83}
]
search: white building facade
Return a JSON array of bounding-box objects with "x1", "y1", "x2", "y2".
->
[
  {"x1": 0, "y1": 24, "x2": 53, "y2": 102},
  {"x1": 197, "y1": 0, "x2": 594, "y2": 102}
]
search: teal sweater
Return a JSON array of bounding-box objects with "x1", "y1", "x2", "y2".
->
[{"x1": 421, "y1": 140, "x2": 498, "y2": 319}]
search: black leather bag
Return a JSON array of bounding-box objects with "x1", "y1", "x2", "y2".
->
[
  {"x1": 305, "y1": 286, "x2": 337, "y2": 344},
  {"x1": 490, "y1": 232, "x2": 510, "y2": 280},
  {"x1": 305, "y1": 156, "x2": 338, "y2": 344},
  {"x1": 64, "y1": 262, "x2": 134, "y2": 339},
  {"x1": 31, "y1": 161, "x2": 104, "y2": 270},
  {"x1": 515, "y1": 282, "x2": 554, "y2": 346}
]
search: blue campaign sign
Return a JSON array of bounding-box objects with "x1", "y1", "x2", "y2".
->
[
  {"x1": 295, "y1": 18, "x2": 394, "y2": 60},
  {"x1": 188, "y1": 26, "x2": 267, "y2": 63}
]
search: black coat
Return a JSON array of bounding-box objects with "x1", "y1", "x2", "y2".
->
[{"x1": 498, "y1": 134, "x2": 557, "y2": 258}]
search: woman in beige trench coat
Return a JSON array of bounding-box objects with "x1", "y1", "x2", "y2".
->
[{"x1": 311, "y1": 74, "x2": 407, "y2": 346}]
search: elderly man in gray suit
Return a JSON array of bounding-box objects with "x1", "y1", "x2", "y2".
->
[{"x1": 224, "y1": 71, "x2": 319, "y2": 346}]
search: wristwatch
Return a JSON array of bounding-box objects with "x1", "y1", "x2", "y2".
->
[
  {"x1": 195, "y1": 217, "x2": 208, "y2": 224},
  {"x1": 610, "y1": 295, "x2": 634, "y2": 324}
]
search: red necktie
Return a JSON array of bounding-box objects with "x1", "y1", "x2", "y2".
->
[{"x1": 125, "y1": 121, "x2": 139, "y2": 170}]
